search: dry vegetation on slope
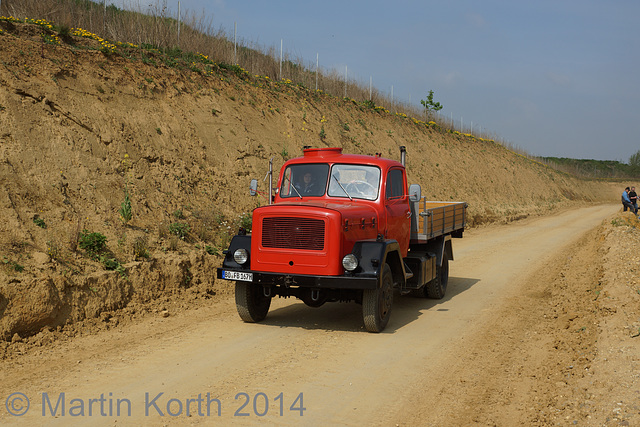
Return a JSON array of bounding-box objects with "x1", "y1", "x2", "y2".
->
[{"x1": 0, "y1": 21, "x2": 620, "y2": 341}]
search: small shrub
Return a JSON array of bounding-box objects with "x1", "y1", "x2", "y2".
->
[
  {"x1": 56, "y1": 24, "x2": 70, "y2": 36},
  {"x1": 205, "y1": 245, "x2": 220, "y2": 256},
  {"x1": 168, "y1": 235, "x2": 180, "y2": 251},
  {"x1": 100, "y1": 255, "x2": 126, "y2": 276},
  {"x1": 239, "y1": 212, "x2": 252, "y2": 230},
  {"x1": 33, "y1": 215, "x2": 47, "y2": 228},
  {"x1": 169, "y1": 222, "x2": 190, "y2": 239},
  {"x1": 119, "y1": 188, "x2": 132, "y2": 224},
  {"x1": 319, "y1": 126, "x2": 326, "y2": 140},
  {"x1": 79, "y1": 230, "x2": 107, "y2": 254},
  {"x1": 361, "y1": 100, "x2": 376, "y2": 110},
  {"x1": 193, "y1": 220, "x2": 213, "y2": 242},
  {"x1": 117, "y1": 233, "x2": 126, "y2": 249},
  {"x1": 47, "y1": 241, "x2": 61, "y2": 262},
  {"x1": 2, "y1": 257, "x2": 24, "y2": 272},
  {"x1": 133, "y1": 236, "x2": 150, "y2": 259}
]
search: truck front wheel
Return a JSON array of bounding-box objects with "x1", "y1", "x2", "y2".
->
[
  {"x1": 362, "y1": 263, "x2": 393, "y2": 332},
  {"x1": 235, "y1": 282, "x2": 271, "y2": 322}
]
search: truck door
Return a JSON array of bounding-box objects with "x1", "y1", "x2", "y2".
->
[{"x1": 384, "y1": 168, "x2": 410, "y2": 256}]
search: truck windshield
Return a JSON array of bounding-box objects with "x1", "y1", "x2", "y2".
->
[
  {"x1": 280, "y1": 164, "x2": 330, "y2": 198},
  {"x1": 328, "y1": 164, "x2": 380, "y2": 200}
]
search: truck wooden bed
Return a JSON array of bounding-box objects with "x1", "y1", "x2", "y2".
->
[{"x1": 410, "y1": 200, "x2": 467, "y2": 244}]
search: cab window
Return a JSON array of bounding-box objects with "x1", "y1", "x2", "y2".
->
[
  {"x1": 279, "y1": 164, "x2": 329, "y2": 198},
  {"x1": 386, "y1": 169, "x2": 405, "y2": 199},
  {"x1": 328, "y1": 164, "x2": 380, "y2": 200}
]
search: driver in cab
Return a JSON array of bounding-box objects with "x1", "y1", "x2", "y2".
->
[{"x1": 297, "y1": 172, "x2": 317, "y2": 195}]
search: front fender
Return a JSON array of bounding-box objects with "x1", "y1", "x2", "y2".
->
[
  {"x1": 221, "y1": 235, "x2": 252, "y2": 270},
  {"x1": 350, "y1": 239, "x2": 405, "y2": 288}
]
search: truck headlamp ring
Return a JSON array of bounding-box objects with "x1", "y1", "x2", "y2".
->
[
  {"x1": 342, "y1": 254, "x2": 358, "y2": 271},
  {"x1": 233, "y1": 248, "x2": 249, "y2": 265}
]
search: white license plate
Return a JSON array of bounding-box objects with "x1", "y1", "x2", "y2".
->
[{"x1": 223, "y1": 270, "x2": 253, "y2": 282}]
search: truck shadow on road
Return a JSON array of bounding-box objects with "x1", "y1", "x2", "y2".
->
[{"x1": 259, "y1": 276, "x2": 480, "y2": 333}]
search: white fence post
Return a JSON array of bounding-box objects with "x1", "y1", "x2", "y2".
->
[
  {"x1": 279, "y1": 39, "x2": 283, "y2": 80},
  {"x1": 177, "y1": 1, "x2": 181, "y2": 47},
  {"x1": 344, "y1": 66, "x2": 347, "y2": 98},
  {"x1": 391, "y1": 85, "x2": 394, "y2": 108}
]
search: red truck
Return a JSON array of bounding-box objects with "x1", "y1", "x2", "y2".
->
[{"x1": 216, "y1": 147, "x2": 466, "y2": 332}]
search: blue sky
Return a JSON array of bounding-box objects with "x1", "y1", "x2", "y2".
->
[{"x1": 115, "y1": 0, "x2": 639, "y2": 161}]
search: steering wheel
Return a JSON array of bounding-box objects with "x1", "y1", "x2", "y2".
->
[{"x1": 346, "y1": 180, "x2": 376, "y2": 197}]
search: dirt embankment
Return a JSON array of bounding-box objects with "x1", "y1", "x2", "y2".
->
[
  {"x1": 0, "y1": 21, "x2": 621, "y2": 341},
  {"x1": 387, "y1": 210, "x2": 640, "y2": 426}
]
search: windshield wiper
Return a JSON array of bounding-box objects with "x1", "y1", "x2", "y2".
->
[
  {"x1": 285, "y1": 175, "x2": 303, "y2": 199},
  {"x1": 332, "y1": 174, "x2": 353, "y2": 201}
]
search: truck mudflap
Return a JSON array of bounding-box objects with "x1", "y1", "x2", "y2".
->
[{"x1": 216, "y1": 268, "x2": 378, "y2": 290}]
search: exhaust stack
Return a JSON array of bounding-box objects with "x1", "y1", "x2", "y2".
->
[{"x1": 400, "y1": 146, "x2": 406, "y2": 167}]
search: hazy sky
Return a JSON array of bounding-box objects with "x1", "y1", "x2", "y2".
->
[{"x1": 115, "y1": 0, "x2": 638, "y2": 161}]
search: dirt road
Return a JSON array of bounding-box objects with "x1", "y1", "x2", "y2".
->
[{"x1": 0, "y1": 204, "x2": 621, "y2": 426}]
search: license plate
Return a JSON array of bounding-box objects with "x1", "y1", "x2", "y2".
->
[{"x1": 222, "y1": 270, "x2": 253, "y2": 282}]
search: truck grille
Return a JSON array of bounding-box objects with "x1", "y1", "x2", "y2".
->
[{"x1": 261, "y1": 217, "x2": 325, "y2": 250}]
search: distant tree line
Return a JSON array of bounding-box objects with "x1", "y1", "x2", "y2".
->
[{"x1": 539, "y1": 151, "x2": 640, "y2": 179}]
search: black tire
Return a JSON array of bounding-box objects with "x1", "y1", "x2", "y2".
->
[
  {"x1": 235, "y1": 281, "x2": 271, "y2": 323},
  {"x1": 425, "y1": 256, "x2": 449, "y2": 299},
  {"x1": 362, "y1": 263, "x2": 393, "y2": 332}
]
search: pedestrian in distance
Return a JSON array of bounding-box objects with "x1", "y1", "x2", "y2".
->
[
  {"x1": 629, "y1": 186, "x2": 638, "y2": 213},
  {"x1": 621, "y1": 187, "x2": 637, "y2": 214}
]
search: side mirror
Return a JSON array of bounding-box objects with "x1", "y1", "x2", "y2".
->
[
  {"x1": 409, "y1": 184, "x2": 421, "y2": 202},
  {"x1": 249, "y1": 179, "x2": 258, "y2": 196}
]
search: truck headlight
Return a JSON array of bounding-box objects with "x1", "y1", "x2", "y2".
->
[
  {"x1": 342, "y1": 254, "x2": 358, "y2": 271},
  {"x1": 233, "y1": 248, "x2": 249, "y2": 265}
]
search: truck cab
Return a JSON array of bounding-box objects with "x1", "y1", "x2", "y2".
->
[
  {"x1": 253, "y1": 147, "x2": 410, "y2": 275},
  {"x1": 217, "y1": 147, "x2": 466, "y2": 332}
]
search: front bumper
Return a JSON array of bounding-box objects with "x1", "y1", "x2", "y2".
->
[{"x1": 216, "y1": 268, "x2": 378, "y2": 290}]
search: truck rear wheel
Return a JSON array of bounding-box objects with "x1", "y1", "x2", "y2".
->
[
  {"x1": 235, "y1": 282, "x2": 271, "y2": 322},
  {"x1": 362, "y1": 263, "x2": 393, "y2": 332},
  {"x1": 425, "y1": 256, "x2": 449, "y2": 299}
]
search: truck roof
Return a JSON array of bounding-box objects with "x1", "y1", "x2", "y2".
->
[{"x1": 285, "y1": 147, "x2": 404, "y2": 169}]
